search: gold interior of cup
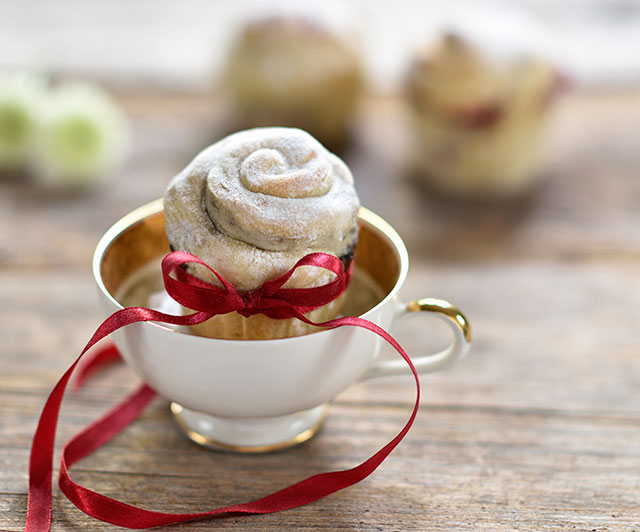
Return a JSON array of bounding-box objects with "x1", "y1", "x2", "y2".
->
[{"x1": 97, "y1": 200, "x2": 407, "y2": 315}]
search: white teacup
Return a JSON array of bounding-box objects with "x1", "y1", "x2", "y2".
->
[{"x1": 93, "y1": 199, "x2": 471, "y2": 452}]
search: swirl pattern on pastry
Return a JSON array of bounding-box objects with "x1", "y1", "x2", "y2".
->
[{"x1": 164, "y1": 127, "x2": 359, "y2": 293}]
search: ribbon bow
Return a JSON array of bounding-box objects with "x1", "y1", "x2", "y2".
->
[
  {"x1": 163, "y1": 250, "x2": 350, "y2": 319},
  {"x1": 25, "y1": 251, "x2": 419, "y2": 532}
]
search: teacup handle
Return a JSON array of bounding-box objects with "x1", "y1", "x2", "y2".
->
[{"x1": 362, "y1": 298, "x2": 471, "y2": 380}]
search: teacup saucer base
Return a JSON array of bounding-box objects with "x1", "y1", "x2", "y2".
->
[{"x1": 170, "y1": 402, "x2": 329, "y2": 453}]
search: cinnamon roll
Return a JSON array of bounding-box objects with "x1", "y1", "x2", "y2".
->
[
  {"x1": 223, "y1": 16, "x2": 363, "y2": 150},
  {"x1": 164, "y1": 127, "x2": 360, "y2": 339}
]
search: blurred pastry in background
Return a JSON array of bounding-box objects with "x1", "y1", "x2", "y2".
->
[
  {"x1": 0, "y1": 75, "x2": 130, "y2": 190},
  {"x1": 406, "y1": 33, "x2": 565, "y2": 197},
  {"x1": 223, "y1": 16, "x2": 364, "y2": 150},
  {"x1": 34, "y1": 82, "x2": 130, "y2": 190},
  {"x1": 0, "y1": 73, "x2": 45, "y2": 175}
]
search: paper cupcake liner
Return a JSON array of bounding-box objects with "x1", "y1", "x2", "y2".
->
[{"x1": 188, "y1": 294, "x2": 346, "y2": 340}]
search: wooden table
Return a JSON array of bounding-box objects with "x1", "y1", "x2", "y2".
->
[{"x1": 1, "y1": 90, "x2": 639, "y2": 531}]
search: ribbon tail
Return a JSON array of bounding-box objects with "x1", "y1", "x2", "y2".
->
[
  {"x1": 24, "y1": 307, "x2": 211, "y2": 532},
  {"x1": 37, "y1": 314, "x2": 420, "y2": 529},
  {"x1": 26, "y1": 349, "x2": 96, "y2": 532}
]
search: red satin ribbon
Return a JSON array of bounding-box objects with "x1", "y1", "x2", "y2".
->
[{"x1": 25, "y1": 251, "x2": 420, "y2": 531}]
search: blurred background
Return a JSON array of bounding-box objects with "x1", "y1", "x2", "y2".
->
[
  {"x1": 3, "y1": 0, "x2": 640, "y2": 91},
  {"x1": 2, "y1": 0, "x2": 639, "y2": 264}
]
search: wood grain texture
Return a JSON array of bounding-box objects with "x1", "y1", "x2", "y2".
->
[{"x1": 1, "y1": 90, "x2": 640, "y2": 531}]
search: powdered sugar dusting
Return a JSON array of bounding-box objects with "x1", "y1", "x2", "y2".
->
[{"x1": 164, "y1": 127, "x2": 359, "y2": 292}]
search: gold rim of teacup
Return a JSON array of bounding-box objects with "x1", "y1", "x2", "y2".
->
[
  {"x1": 92, "y1": 199, "x2": 409, "y2": 340},
  {"x1": 170, "y1": 403, "x2": 329, "y2": 454}
]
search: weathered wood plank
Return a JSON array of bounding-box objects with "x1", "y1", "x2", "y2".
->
[
  {"x1": 2, "y1": 259, "x2": 639, "y2": 531},
  {"x1": 2, "y1": 404, "x2": 639, "y2": 531}
]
